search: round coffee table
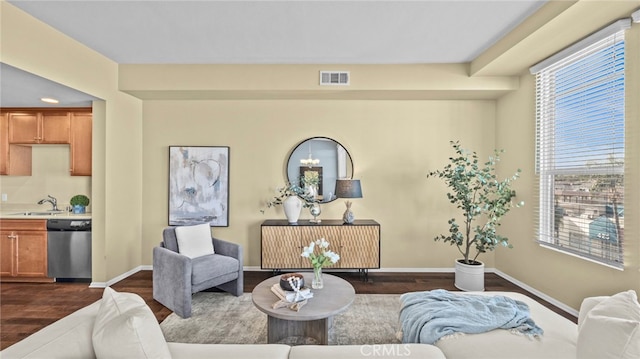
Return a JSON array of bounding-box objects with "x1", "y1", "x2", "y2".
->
[{"x1": 252, "y1": 272, "x2": 355, "y2": 345}]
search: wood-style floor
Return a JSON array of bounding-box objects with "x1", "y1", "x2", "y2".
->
[{"x1": 0, "y1": 270, "x2": 576, "y2": 350}]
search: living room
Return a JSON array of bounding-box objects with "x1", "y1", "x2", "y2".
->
[{"x1": 1, "y1": 0, "x2": 639, "y2": 356}]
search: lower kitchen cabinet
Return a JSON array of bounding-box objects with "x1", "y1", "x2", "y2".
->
[
  {"x1": 261, "y1": 219, "x2": 380, "y2": 272},
  {"x1": 0, "y1": 219, "x2": 51, "y2": 282}
]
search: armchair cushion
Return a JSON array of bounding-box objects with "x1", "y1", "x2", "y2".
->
[
  {"x1": 175, "y1": 223, "x2": 215, "y2": 258},
  {"x1": 191, "y1": 254, "x2": 240, "y2": 287}
]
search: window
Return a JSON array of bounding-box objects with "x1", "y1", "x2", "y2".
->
[{"x1": 531, "y1": 19, "x2": 630, "y2": 268}]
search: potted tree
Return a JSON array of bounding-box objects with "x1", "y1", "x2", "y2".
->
[
  {"x1": 70, "y1": 194, "x2": 90, "y2": 214},
  {"x1": 427, "y1": 141, "x2": 523, "y2": 291}
]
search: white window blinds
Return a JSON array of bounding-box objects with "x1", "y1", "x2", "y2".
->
[{"x1": 531, "y1": 19, "x2": 628, "y2": 268}]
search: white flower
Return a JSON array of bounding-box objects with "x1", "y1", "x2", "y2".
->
[
  {"x1": 326, "y1": 251, "x2": 340, "y2": 264},
  {"x1": 301, "y1": 242, "x2": 315, "y2": 258},
  {"x1": 301, "y1": 238, "x2": 340, "y2": 268},
  {"x1": 316, "y1": 237, "x2": 329, "y2": 249}
]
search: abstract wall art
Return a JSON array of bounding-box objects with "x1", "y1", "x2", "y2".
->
[{"x1": 169, "y1": 146, "x2": 230, "y2": 226}]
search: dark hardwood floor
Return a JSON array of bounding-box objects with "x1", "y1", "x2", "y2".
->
[{"x1": 0, "y1": 270, "x2": 576, "y2": 350}]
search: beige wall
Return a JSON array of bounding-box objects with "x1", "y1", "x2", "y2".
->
[
  {"x1": 0, "y1": 146, "x2": 91, "y2": 210},
  {"x1": 494, "y1": 24, "x2": 640, "y2": 309},
  {"x1": 0, "y1": 1, "x2": 144, "y2": 282},
  {"x1": 141, "y1": 100, "x2": 497, "y2": 268}
]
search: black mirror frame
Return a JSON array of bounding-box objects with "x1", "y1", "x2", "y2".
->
[{"x1": 285, "y1": 136, "x2": 354, "y2": 203}]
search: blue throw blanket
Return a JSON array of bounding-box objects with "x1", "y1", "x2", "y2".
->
[{"x1": 399, "y1": 290, "x2": 544, "y2": 344}]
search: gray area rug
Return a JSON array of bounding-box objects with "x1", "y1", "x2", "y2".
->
[{"x1": 160, "y1": 292, "x2": 403, "y2": 345}]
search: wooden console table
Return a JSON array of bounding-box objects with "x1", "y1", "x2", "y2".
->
[{"x1": 261, "y1": 219, "x2": 380, "y2": 278}]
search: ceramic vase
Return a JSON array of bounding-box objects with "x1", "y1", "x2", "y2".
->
[
  {"x1": 283, "y1": 195, "x2": 302, "y2": 224},
  {"x1": 312, "y1": 266, "x2": 323, "y2": 289}
]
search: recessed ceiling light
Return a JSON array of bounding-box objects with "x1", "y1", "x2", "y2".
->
[{"x1": 40, "y1": 97, "x2": 59, "y2": 104}]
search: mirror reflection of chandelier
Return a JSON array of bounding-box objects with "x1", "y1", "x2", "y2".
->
[{"x1": 300, "y1": 142, "x2": 320, "y2": 167}]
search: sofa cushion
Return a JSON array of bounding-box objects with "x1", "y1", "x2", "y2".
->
[
  {"x1": 175, "y1": 223, "x2": 215, "y2": 258},
  {"x1": 167, "y1": 343, "x2": 291, "y2": 359},
  {"x1": 433, "y1": 292, "x2": 577, "y2": 359},
  {"x1": 577, "y1": 290, "x2": 640, "y2": 359},
  {"x1": 191, "y1": 253, "x2": 239, "y2": 286},
  {"x1": 92, "y1": 287, "x2": 172, "y2": 359}
]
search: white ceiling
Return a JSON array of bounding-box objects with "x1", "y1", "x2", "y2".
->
[{"x1": 1, "y1": 0, "x2": 547, "y2": 107}]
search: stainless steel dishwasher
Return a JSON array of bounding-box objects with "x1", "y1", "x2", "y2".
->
[{"x1": 47, "y1": 219, "x2": 92, "y2": 280}]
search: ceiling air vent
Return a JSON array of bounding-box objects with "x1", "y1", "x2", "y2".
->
[{"x1": 320, "y1": 71, "x2": 350, "y2": 86}]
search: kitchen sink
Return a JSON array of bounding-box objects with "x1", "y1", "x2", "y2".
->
[{"x1": 10, "y1": 211, "x2": 67, "y2": 216}]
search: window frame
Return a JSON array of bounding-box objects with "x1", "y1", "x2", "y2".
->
[{"x1": 531, "y1": 19, "x2": 629, "y2": 269}]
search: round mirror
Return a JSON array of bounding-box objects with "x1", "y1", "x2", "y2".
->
[{"x1": 286, "y1": 137, "x2": 353, "y2": 203}]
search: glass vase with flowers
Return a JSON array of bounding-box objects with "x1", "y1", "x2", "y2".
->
[{"x1": 301, "y1": 238, "x2": 340, "y2": 289}]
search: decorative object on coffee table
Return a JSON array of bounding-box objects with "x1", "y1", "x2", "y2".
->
[
  {"x1": 301, "y1": 238, "x2": 340, "y2": 289},
  {"x1": 335, "y1": 179, "x2": 363, "y2": 224},
  {"x1": 280, "y1": 273, "x2": 305, "y2": 291}
]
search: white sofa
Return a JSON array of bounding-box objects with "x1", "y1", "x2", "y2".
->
[
  {"x1": 0, "y1": 287, "x2": 443, "y2": 359},
  {"x1": 2, "y1": 289, "x2": 638, "y2": 359}
]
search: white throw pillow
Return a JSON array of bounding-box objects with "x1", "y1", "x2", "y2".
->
[
  {"x1": 92, "y1": 287, "x2": 172, "y2": 359},
  {"x1": 175, "y1": 223, "x2": 214, "y2": 258},
  {"x1": 577, "y1": 290, "x2": 640, "y2": 359}
]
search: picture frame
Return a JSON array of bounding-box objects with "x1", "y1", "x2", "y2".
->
[{"x1": 169, "y1": 146, "x2": 230, "y2": 227}]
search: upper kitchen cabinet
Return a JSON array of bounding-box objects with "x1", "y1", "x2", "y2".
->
[
  {"x1": 8, "y1": 111, "x2": 70, "y2": 144},
  {"x1": 0, "y1": 108, "x2": 92, "y2": 176},
  {"x1": 0, "y1": 112, "x2": 32, "y2": 176},
  {"x1": 70, "y1": 112, "x2": 92, "y2": 176}
]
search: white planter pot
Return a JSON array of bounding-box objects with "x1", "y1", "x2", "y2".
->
[
  {"x1": 454, "y1": 259, "x2": 485, "y2": 291},
  {"x1": 283, "y1": 196, "x2": 302, "y2": 224}
]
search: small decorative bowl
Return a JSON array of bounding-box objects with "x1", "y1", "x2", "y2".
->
[{"x1": 280, "y1": 273, "x2": 305, "y2": 291}]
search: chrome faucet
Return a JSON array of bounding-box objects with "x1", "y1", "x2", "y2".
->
[{"x1": 37, "y1": 195, "x2": 59, "y2": 211}]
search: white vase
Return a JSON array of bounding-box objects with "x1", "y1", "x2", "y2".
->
[
  {"x1": 454, "y1": 259, "x2": 485, "y2": 291},
  {"x1": 283, "y1": 195, "x2": 302, "y2": 224}
]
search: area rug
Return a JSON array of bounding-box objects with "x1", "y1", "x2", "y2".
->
[{"x1": 160, "y1": 292, "x2": 403, "y2": 345}]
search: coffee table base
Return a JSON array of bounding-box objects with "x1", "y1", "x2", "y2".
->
[{"x1": 267, "y1": 315, "x2": 334, "y2": 345}]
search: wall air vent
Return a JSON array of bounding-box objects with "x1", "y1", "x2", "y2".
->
[{"x1": 320, "y1": 71, "x2": 350, "y2": 86}]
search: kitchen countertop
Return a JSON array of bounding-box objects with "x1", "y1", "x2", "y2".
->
[{"x1": 0, "y1": 210, "x2": 91, "y2": 220}]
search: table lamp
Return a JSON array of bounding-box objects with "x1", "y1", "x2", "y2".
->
[{"x1": 335, "y1": 179, "x2": 363, "y2": 224}]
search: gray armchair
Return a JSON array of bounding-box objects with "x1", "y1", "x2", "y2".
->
[{"x1": 152, "y1": 227, "x2": 243, "y2": 318}]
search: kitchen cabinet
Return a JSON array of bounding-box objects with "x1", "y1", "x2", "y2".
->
[
  {"x1": 0, "y1": 108, "x2": 91, "y2": 176},
  {"x1": 261, "y1": 219, "x2": 380, "y2": 273},
  {"x1": 0, "y1": 219, "x2": 51, "y2": 282},
  {"x1": 8, "y1": 111, "x2": 70, "y2": 144},
  {"x1": 0, "y1": 112, "x2": 32, "y2": 175},
  {"x1": 70, "y1": 112, "x2": 92, "y2": 176}
]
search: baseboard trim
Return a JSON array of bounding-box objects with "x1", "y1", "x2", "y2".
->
[
  {"x1": 494, "y1": 269, "x2": 578, "y2": 317},
  {"x1": 90, "y1": 265, "x2": 152, "y2": 288}
]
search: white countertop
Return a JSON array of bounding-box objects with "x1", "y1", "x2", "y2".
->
[{"x1": 0, "y1": 210, "x2": 91, "y2": 220}]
